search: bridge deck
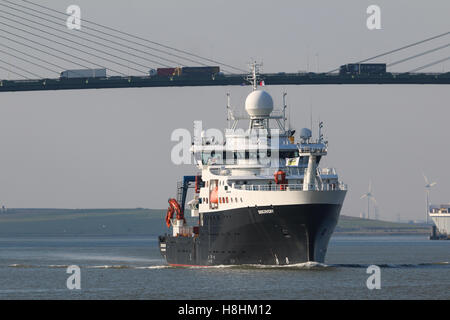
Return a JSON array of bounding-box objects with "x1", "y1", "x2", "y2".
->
[{"x1": 1, "y1": 72, "x2": 450, "y2": 92}]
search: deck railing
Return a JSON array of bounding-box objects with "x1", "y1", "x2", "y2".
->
[{"x1": 233, "y1": 182, "x2": 347, "y2": 191}]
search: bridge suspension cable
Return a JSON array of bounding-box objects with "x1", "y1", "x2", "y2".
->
[
  {"x1": 0, "y1": 64, "x2": 30, "y2": 79},
  {"x1": 409, "y1": 55, "x2": 450, "y2": 73},
  {"x1": 3, "y1": 0, "x2": 246, "y2": 74},
  {"x1": 0, "y1": 3, "x2": 184, "y2": 69},
  {"x1": 0, "y1": 57, "x2": 42, "y2": 78},
  {"x1": 0, "y1": 42, "x2": 79, "y2": 74},
  {"x1": 387, "y1": 42, "x2": 450, "y2": 67},
  {"x1": 0, "y1": 32, "x2": 115, "y2": 76},
  {"x1": 0, "y1": 8, "x2": 177, "y2": 70},
  {"x1": 0, "y1": 19, "x2": 148, "y2": 75},
  {"x1": 0, "y1": 47, "x2": 60, "y2": 75},
  {"x1": 326, "y1": 31, "x2": 450, "y2": 73}
]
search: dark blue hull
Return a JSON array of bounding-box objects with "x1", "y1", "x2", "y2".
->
[{"x1": 159, "y1": 203, "x2": 342, "y2": 266}]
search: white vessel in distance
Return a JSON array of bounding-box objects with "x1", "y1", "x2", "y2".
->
[{"x1": 429, "y1": 205, "x2": 450, "y2": 240}]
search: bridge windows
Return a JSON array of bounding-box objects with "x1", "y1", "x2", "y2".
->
[
  {"x1": 279, "y1": 150, "x2": 299, "y2": 159},
  {"x1": 199, "y1": 148, "x2": 308, "y2": 166},
  {"x1": 201, "y1": 150, "x2": 223, "y2": 165}
]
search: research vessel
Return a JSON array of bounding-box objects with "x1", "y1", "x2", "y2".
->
[{"x1": 159, "y1": 64, "x2": 347, "y2": 266}]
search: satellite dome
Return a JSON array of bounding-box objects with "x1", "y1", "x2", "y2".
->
[
  {"x1": 245, "y1": 90, "x2": 273, "y2": 118},
  {"x1": 300, "y1": 128, "x2": 312, "y2": 140}
]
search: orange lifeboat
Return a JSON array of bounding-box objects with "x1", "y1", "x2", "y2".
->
[
  {"x1": 209, "y1": 186, "x2": 219, "y2": 204},
  {"x1": 274, "y1": 170, "x2": 287, "y2": 190},
  {"x1": 165, "y1": 198, "x2": 185, "y2": 228}
]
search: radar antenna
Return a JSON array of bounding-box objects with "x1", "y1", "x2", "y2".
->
[{"x1": 246, "y1": 61, "x2": 263, "y2": 90}]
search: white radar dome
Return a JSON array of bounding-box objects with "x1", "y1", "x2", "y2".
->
[
  {"x1": 245, "y1": 90, "x2": 274, "y2": 118},
  {"x1": 300, "y1": 128, "x2": 312, "y2": 140}
]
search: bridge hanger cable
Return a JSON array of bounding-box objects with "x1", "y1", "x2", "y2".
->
[
  {"x1": 0, "y1": 8, "x2": 175, "y2": 69},
  {"x1": 0, "y1": 21, "x2": 136, "y2": 76},
  {"x1": 357, "y1": 31, "x2": 450, "y2": 63},
  {"x1": 326, "y1": 31, "x2": 450, "y2": 73},
  {"x1": 0, "y1": 14, "x2": 153, "y2": 73},
  {"x1": 0, "y1": 47, "x2": 60, "y2": 75},
  {"x1": 0, "y1": 3, "x2": 191, "y2": 69},
  {"x1": 0, "y1": 42, "x2": 76, "y2": 73},
  {"x1": 0, "y1": 38, "x2": 112, "y2": 79},
  {"x1": 0, "y1": 0, "x2": 237, "y2": 73},
  {"x1": 0, "y1": 57, "x2": 42, "y2": 78},
  {"x1": 409, "y1": 55, "x2": 450, "y2": 73},
  {"x1": 0, "y1": 64, "x2": 30, "y2": 79},
  {"x1": 387, "y1": 43, "x2": 450, "y2": 67},
  {"x1": 0, "y1": 33, "x2": 92, "y2": 71},
  {"x1": 0, "y1": 29, "x2": 126, "y2": 76},
  {"x1": 0, "y1": 0, "x2": 201, "y2": 69},
  {"x1": 16, "y1": 0, "x2": 246, "y2": 73},
  {"x1": 0, "y1": 0, "x2": 236, "y2": 74}
]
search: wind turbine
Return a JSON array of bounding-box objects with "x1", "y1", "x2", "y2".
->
[
  {"x1": 423, "y1": 173, "x2": 437, "y2": 224},
  {"x1": 361, "y1": 180, "x2": 377, "y2": 220},
  {"x1": 374, "y1": 204, "x2": 380, "y2": 220}
]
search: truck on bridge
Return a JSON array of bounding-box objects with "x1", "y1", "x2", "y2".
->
[
  {"x1": 155, "y1": 66, "x2": 220, "y2": 77},
  {"x1": 339, "y1": 63, "x2": 387, "y2": 75},
  {"x1": 60, "y1": 68, "x2": 107, "y2": 79}
]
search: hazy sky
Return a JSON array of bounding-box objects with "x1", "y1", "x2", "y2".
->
[{"x1": 0, "y1": 0, "x2": 449, "y2": 222}]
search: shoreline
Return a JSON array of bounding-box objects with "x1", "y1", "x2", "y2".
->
[{"x1": 334, "y1": 231, "x2": 430, "y2": 236}]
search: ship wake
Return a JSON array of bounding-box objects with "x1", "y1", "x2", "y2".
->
[{"x1": 6, "y1": 261, "x2": 448, "y2": 270}]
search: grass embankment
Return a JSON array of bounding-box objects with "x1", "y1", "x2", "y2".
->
[
  {"x1": 0, "y1": 208, "x2": 167, "y2": 236},
  {"x1": 336, "y1": 215, "x2": 429, "y2": 235},
  {"x1": 0, "y1": 209, "x2": 430, "y2": 236}
]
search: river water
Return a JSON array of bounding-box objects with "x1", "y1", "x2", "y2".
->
[{"x1": 0, "y1": 235, "x2": 448, "y2": 300}]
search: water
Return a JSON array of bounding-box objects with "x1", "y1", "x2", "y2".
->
[{"x1": 0, "y1": 235, "x2": 448, "y2": 300}]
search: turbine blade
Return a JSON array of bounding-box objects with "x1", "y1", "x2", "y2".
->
[
  {"x1": 423, "y1": 173, "x2": 429, "y2": 185},
  {"x1": 429, "y1": 182, "x2": 437, "y2": 187},
  {"x1": 360, "y1": 194, "x2": 368, "y2": 199}
]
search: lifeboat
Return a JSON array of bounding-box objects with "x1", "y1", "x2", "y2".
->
[
  {"x1": 210, "y1": 186, "x2": 219, "y2": 204},
  {"x1": 274, "y1": 170, "x2": 287, "y2": 190}
]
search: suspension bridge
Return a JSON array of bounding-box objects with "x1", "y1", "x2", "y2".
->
[{"x1": 0, "y1": 0, "x2": 449, "y2": 93}]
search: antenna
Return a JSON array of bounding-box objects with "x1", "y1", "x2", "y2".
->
[
  {"x1": 226, "y1": 92, "x2": 231, "y2": 129},
  {"x1": 252, "y1": 62, "x2": 257, "y2": 90},
  {"x1": 283, "y1": 92, "x2": 289, "y2": 131},
  {"x1": 318, "y1": 120, "x2": 324, "y2": 143},
  {"x1": 246, "y1": 61, "x2": 263, "y2": 91}
]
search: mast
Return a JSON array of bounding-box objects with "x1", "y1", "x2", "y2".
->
[{"x1": 246, "y1": 61, "x2": 262, "y2": 91}]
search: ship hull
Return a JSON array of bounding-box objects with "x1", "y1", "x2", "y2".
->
[{"x1": 159, "y1": 203, "x2": 342, "y2": 266}]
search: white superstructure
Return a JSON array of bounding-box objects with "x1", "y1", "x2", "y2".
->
[
  {"x1": 187, "y1": 63, "x2": 346, "y2": 219},
  {"x1": 161, "y1": 63, "x2": 348, "y2": 265}
]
